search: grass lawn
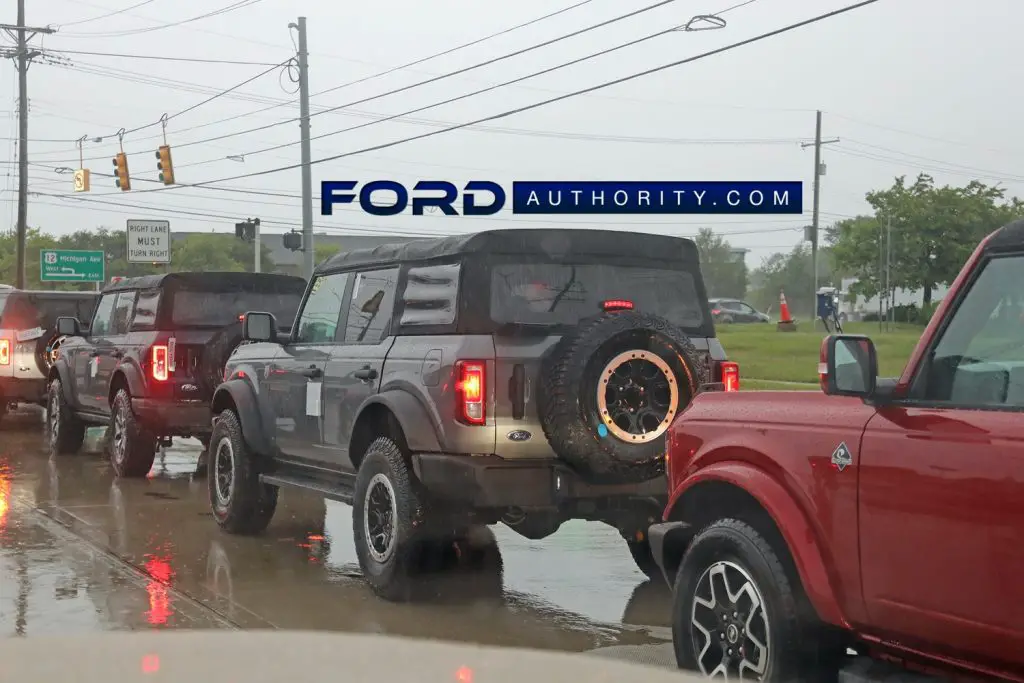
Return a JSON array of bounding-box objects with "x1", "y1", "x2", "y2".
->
[{"x1": 716, "y1": 321, "x2": 924, "y2": 386}]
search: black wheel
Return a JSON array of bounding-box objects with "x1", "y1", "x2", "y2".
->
[
  {"x1": 208, "y1": 409, "x2": 278, "y2": 535},
  {"x1": 46, "y1": 378, "x2": 85, "y2": 455},
  {"x1": 539, "y1": 310, "x2": 702, "y2": 484},
  {"x1": 108, "y1": 389, "x2": 157, "y2": 478},
  {"x1": 352, "y1": 435, "x2": 429, "y2": 601},
  {"x1": 627, "y1": 538, "x2": 662, "y2": 581},
  {"x1": 672, "y1": 518, "x2": 835, "y2": 682}
]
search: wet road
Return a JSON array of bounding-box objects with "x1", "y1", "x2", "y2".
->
[{"x1": 0, "y1": 408, "x2": 674, "y2": 665}]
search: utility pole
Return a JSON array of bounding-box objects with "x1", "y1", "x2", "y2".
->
[
  {"x1": 291, "y1": 17, "x2": 314, "y2": 280},
  {"x1": 253, "y1": 217, "x2": 262, "y2": 273},
  {"x1": 1, "y1": 4, "x2": 55, "y2": 289},
  {"x1": 885, "y1": 214, "x2": 892, "y2": 330},
  {"x1": 800, "y1": 111, "x2": 838, "y2": 328}
]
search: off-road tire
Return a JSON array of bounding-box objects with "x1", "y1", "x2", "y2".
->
[
  {"x1": 108, "y1": 389, "x2": 157, "y2": 478},
  {"x1": 627, "y1": 538, "x2": 662, "y2": 581},
  {"x1": 672, "y1": 518, "x2": 838, "y2": 682},
  {"x1": 352, "y1": 436, "x2": 429, "y2": 602},
  {"x1": 208, "y1": 409, "x2": 278, "y2": 535},
  {"x1": 46, "y1": 378, "x2": 85, "y2": 455},
  {"x1": 539, "y1": 310, "x2": 702, "y2": 484}
]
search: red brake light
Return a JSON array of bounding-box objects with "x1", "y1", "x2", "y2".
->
[
  {"x1": 455, "y1": 360, "x2": 486, "y2": 425},
  {"x1": 602, "y1": 299, "x2": 634, "y2": 312},
  {"x1": 0, "y1": 339, "x2": 8, "y2": 366},
  {"x1": 711, "y1": 308, "x2": 721, "y2": 315},
  {"x1": 151, "y1": 344, "x2": 169, "y2": 381},
  {"x1": 720, "y1": 361, "x2": 740, "y2": 392}
]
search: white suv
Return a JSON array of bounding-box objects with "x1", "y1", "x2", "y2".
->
[{"x1": 0, "y1": 287, "x2": 98, "y2": 425}]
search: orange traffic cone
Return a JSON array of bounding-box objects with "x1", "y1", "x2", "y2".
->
[{"x1": 777, "y1": 290, "x2": 797, "y2": 332}]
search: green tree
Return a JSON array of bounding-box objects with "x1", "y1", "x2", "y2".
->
[
  {"x1": 170, "y1": 234, "x2": 249, "y2": 272},
  {"x1": 749, "y1": 243, "x2": 834, "y2": 318},
  {"x1": 693, "y1": 228, "x2": 747, "y2": 299},
  {"x1": 315, "y1": 243, "x2": 341, "y2": 267}
]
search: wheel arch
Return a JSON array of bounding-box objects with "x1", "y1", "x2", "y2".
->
[
  {"x1": 349, "y1": 391, "x2": 442, "y2": 471},
  {"x1": 108, "y1": 362, "x2": 145, "y2": 405},
  {"x1": 47, "y1": 360, "x2": 75, "y2": 402},
  {"x1": 665, "y1": 462, "x2": 848, "y2": 629},
  {"x1": 211, "y1": 379, "x2": 272, "y2": 455}
]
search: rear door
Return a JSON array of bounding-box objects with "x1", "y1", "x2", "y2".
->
[
  {"x1": 324, "y1": 268, "x2": 400, "y2": 471},
  {"x1": 487, "y1": 259, "x2": 711, "y2": 460},
  {"x1": 271, "y1": 271, "x2": 351, "y2": 464}
]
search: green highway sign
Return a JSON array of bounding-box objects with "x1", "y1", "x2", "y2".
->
[{"x1": 40, "y1": 249, "x2": 105, "y2": 283}]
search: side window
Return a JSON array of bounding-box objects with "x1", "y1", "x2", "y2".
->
[
  {"x1": 130, "y1": 289, "x2": 161, "y2": 331},
  {"x1": 739, "y1": 303, "x2": 757, "y2": 314},
  {"x1": 400, "y1": 263, "x2": 461, "y2": 327},
  {"x1": 294, "y1": 272, "x2": 350, "y2": 344},
  {"x1": 345, "y1": 268, "x2": 399, "y2": 344},
  {"x1": 90, "y1": 294, "x2": 118, "y2": 336},
  {"x1": 915, "y1": 254, "x2": 1024, "y2": 408},
  {"x1": 110, "y1": 291, "x2": 138, "y2": 335}
]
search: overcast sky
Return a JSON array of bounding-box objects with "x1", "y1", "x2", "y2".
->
[{"x1": 4, "y1": 0, "x2": 1020, "y2": 268}]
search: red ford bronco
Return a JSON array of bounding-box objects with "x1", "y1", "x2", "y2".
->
[{"x1": 650, "y1": 219, "x2": 1024, "y2": 682}]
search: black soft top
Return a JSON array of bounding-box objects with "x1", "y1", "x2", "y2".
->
[
  {"x1": 317, "y1": 228, "x2": 700, "y2": 274},
  {"x1": 103, "y1": 271, "x2": 307, "y2": 293},
  {"x1": 988, "y1": 219, "x2": 1024, "y2": 251}
]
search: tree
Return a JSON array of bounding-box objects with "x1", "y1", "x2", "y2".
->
[
  {"x1": 748, "y1": 243, "x2": 834, "y2": 318},
  {"x1": 315, "y1": 243, "x2": 341, "y2": 266},
  {"x1": 693, "y1": 228, "x2": 747, "y2": 299},
  {"x1": 827, "y1": 174, "x2": 1023, "y2": 304}
]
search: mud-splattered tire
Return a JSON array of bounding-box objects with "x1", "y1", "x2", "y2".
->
[
  {"x1": 108, "y1": 389, "x2": 156, "y2": 478},
  {"x1": 47, "y1": 378, "x2": 85, "y2": 455},
  {"x1": 539, "y1": 311, "x2": 702, "y2": 484},
  {"x1": 208, "y1": 409, "x2": 278, "y2": 535},
  {"x1": 352, "y1": 436, "x2": 429, "y2": 602},
  {"x1": 672, "y1": 518, "x2": 837, "y2": 682},
  {"x1": 627, "y1": 538, "x2": 662, "y2": 581}
]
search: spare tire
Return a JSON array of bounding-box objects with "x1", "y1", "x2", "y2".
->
[
  {"x1": 198, "y1": 321, "x2": 247, "y2": 396},
  {"x1": 35, "y1": 330, "x2": 68, "y2": 375},
  {"x1": 538, "y1": 311, "x2": 703, "y2": 484}
]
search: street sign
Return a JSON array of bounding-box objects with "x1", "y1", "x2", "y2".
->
[
  {"x1": 73, "y1": 168, "x2": 90, "y2": 193},
  {"x1": 126, "y1": 219, "x2": 171, "y2": 263},
  {"x1": 40, "y1": 249, "x2": 105, "y2": 283}
]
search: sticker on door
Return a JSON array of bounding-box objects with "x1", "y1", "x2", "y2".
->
[{"x1": 305, "y1": 381, "x2": 322, "y2": 417}]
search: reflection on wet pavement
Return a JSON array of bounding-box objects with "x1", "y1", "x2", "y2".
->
[{"x1": 0, "y1": 407, "x2": 673, "y2": 663}]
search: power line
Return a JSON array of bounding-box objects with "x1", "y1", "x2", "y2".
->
[
  {"x1": 134, "y1": 0, "x2": 882, "y2": 193},
  {"x1": 56, "y1": 0, "x2": 162, "y2": 28},
  {"x1": 58, "y1": 0, "x2": 269, "y2": 38},
  {"x1": 841, "y1": 139, "x2": 1024, "y2": 182},
  {"x1": 39, "y1": 48, "x2": 282, "y2": 66}
]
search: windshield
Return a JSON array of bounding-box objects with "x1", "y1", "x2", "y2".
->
[
  {"x1": 490, "y1": 262, "x2": 706, "y2": 331},
  {"x1": 168, "y1": 288, "x2": 304, "y2": 328}
]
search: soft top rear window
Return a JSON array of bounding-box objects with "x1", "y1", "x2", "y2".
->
[
  {"x1": 490, "y1": 262, "x2": 706, "y2": 332},
  {"x1": 0, "y1": 293, "x2": 97, "y2": 330},
  {"x1": 168, "y1": 280, "x2": 306, "y2": 328}
]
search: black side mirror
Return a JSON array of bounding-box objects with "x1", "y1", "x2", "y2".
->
[
  {"x1": 821, "y1": 334, "x2": 877, "y2": 398},
  {"x1": 242, "y1": 312, "x2": 277, "y2": 343},
  {"x1": 56, "y1": 316, "x2": 82, "y2": 337}
]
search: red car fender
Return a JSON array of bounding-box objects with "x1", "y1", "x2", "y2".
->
[{"x1": 668, "y1": 461, "x2": 849, "y2": 629}]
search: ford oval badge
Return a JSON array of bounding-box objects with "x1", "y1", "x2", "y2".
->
[{"x1": 507, "y1": 430, "x2": 532, "y2": 442}]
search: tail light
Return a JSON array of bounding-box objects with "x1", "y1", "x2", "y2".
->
[
  {"x1": 151, "y1": 344, "x2": 169, "y2": 381},
  {"x1": 454, "y1": 360, "x2": 486, "y2": 425},
  {"x1": 0, "y1": 338, "x2": 8, "y2": 366},
  {"x1": 711, "y1": 308, "x2": 721, "y2": 315},
  {"x1": 719, "y1": 361, "x2": 740, "y2": 392},
  {"x1": 602, "y1": 299, "x2": 634, "y2": 312},
  {"x1": 167, "y1": 336, "x2": 176, "y2": 372}
]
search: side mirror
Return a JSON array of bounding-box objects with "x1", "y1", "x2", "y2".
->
[
  {"x1": 242, "y1": 312, "x2": 277, "y2": 343},
  {"x1": 820, "y1": 334, "x2": 877, "y2": 397},
  {"x1": 56, "y1": 316, "x2": 82, "y2": 337}
]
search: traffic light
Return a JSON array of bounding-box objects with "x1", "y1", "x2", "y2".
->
[
  {"x1": 156, "y1": 145, "x2": 174, "y2": 185},
  {"x1": 112, "y1": 152, "x2": 130, "y2": 191},
  {"x1": 235, "y1": 220, "x2": 255, "y2": 241},
  {"x1": 283, "y1": 230, "x2": 302, "y2": 251}
]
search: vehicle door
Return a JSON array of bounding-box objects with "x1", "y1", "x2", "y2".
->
[
  {"x1": 735, "y1": 302, "x2": 760, "y2": 322},
  {"x1": 76, "y1": 292, "x2": 119, "y2": 412},
  {"x1": 95, "y1": 291, "x2": 137, "y2": 413},
  {"x1": 270, "y1": 271, "x2": 351, "y2": 463},
  {"x1": 857, "y1": 251, "x2": 1024, "y2": 661},
  {"x1": 323, "y1": 267, "x2": 400, "y2": 471}
]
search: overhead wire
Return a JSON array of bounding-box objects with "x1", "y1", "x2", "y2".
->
[
  {"x1": 55, "y1": 0, "x2": 163, "y2": 28},
  {"x1": 58, "y1": 0, "x2": 269, "y2": 38},
  {"x1": 39, "y1": 48, "x2": 283, "y2": 66}
]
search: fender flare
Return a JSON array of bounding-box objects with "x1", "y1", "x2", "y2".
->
[
  {"x1": 670, "y1": 462, "x2": 847, "y2": 628},
  {"x1": 110, "y1": 361, "x2": 146, "y2": 402},
  {"x1": 357, "y1": 390, "x2": 442, "y2": 453},
  {"x1": 48, "y1": 359, "x2": 76, "y2": 403},
  {"x1": 211, "y1": 379, "x2": 273, "y2": 455}
]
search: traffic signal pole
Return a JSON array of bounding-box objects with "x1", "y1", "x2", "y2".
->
[{"x1": 290, "y1": 17, "x2": 315, "y2": 281}]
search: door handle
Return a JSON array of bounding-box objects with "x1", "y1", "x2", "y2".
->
[
  {"x1": 353, "y1": 366, "x2": 378, "y2": 381},
  {"x1": 300, "y1": 365, "x2": 322, "y2": 379}
]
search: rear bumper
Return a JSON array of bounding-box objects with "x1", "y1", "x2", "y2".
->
[
  {"x1": 648, "y1": 520, "x2": 696, "y2": 586},
  {"x1": 131, "y1": 397, "x2": 212, "y2": 437},
  {"x1": 0, "y1": 376, "x2": 47, "y2": 404},
  {"x1": 411, "y1": 453, "x2": 666, "y2": 510}
]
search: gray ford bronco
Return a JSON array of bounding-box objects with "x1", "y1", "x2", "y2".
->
[{"x1": 208, "y1": 228, "x2": 736, "y2": 600}]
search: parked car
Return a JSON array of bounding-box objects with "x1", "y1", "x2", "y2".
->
[
  {"x1": 46, "y1": 272, "x2": 307, "y2": 476},
  {"x1": 205, "y1": 228, "x2": 740, "y2": 600},
  {"x1": 650, "y1": 219, "x2": 1024, "y2": 681},
  {"x1": 0, "y1": 287, "x2": 98, "y2": 425},
  {"x1": 708, "y1": 298, "x2": 770, "y2": 324}
]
